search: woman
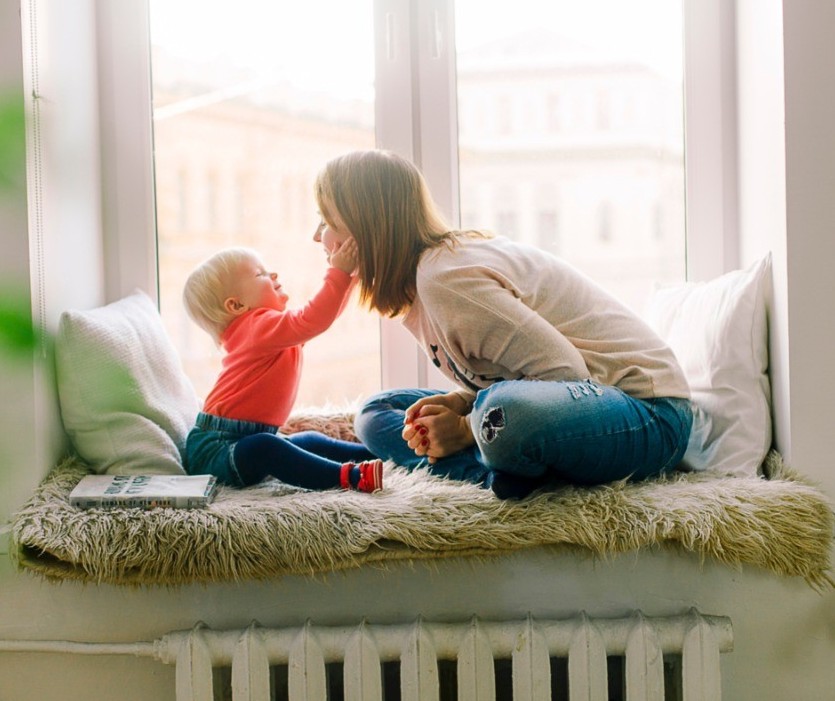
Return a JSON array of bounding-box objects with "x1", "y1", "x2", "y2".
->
[{"x1": 313, "y1": 149, "x2": 692, "y2": 499}]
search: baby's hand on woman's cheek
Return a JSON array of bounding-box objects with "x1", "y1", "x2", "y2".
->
[{"x1": 330, "y1": 238, "x2": 359, "y2": 274}]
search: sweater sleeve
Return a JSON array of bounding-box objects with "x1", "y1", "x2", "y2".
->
[
  {"x1": 421, "y1": 266, "x2": 590, "y2": 382},
  {"x1": 246, "y1": 268, "x2": 354, "y2": 348}
]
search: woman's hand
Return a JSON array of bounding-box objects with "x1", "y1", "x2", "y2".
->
[
  {"x1": 329, "y1": 237, "x2": 359, "y2": 274},
  {"x1": 403, "y1": 391, "x2": 472, "y2": 424},
  {"x1": 402, "y1": 391, "x2": 475, "y2": 463}
]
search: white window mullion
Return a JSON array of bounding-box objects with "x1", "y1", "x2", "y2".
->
[
  {"x1": 375, "y1": 0, "x2": 429, "y2": 391},
  {"x1": 95, "y1": 0, "x2": 158, "y2": 304},
  {"x1": 98, "y1": 0, "x2": 735, "y2": 394},
  {"x1": 683, "y1": 0, "x2": 739, "y2": 281},
  {"x1": 414, "y1": 0, "x2": 459, "y2": 391},
  {"x1": 414, "y1": 0, "x2": 460, "y2": 229},
  {"x1": 375, "y1": 0, "x2": 458, "y2": 391},
  {"x1": 374, "y1": 0, "x2": 417, "y2": 158}
]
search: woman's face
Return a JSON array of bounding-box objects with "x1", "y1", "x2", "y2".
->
[{"x1": 313, "y1": 200, "x2": 353, "y2": 263}]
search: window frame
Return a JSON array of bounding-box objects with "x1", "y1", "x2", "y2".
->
[{"x1": 100, "y1": 0, "x2": 738, "y2": 391}]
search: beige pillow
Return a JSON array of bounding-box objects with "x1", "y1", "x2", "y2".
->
[{"x1": 55, "y1": 290, "x2": 200, "y2": 475}]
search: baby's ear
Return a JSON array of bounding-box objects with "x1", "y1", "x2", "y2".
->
[{"x1": 224, "y1": 297, "x2": 247, "y2": 315}]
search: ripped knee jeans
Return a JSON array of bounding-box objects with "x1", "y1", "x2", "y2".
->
[
  {"x1": 471, "y1": 379, "x2": 692, "y2": 484},
  {"x1": 354, "y1": 380, "x2": 692, "y2": 487}
]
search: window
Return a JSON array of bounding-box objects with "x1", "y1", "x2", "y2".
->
[
  {"x1": 455, "y1": 0, "x2": 686, "y2": 314},
  {"x1": 149, "y1": 0, "x2": 380, "y2": 407},
  {"x1": 3, "y1": 0, "x2": 743, "y2": 519},
  {"x1": 137, "y1": 0, "x2": 694, "y2": 399}
]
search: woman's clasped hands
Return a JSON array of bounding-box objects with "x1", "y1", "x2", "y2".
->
[{"x1": 401, "y1": 391, "x2": 476, "y2": 464}]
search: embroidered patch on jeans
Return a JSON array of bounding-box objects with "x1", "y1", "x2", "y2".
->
[
  {"x1": 567, "y1": 379, "x2": 605, "y2": 399},
  {"x1": 480, "y1": 406, "x2": 506, "y2": 443}
]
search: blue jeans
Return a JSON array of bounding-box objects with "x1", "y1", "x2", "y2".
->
[
  {"x1": 184, "y1": 412, "x2": 374, "y2": 488},
  {"x1": 354, "y1": 380, "x2": 692, "y2": 489}
]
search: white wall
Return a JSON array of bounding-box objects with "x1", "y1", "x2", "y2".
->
[
  {"x1": 1, "y1": 548, "x2": 832, "y2": 701},
  {"x1": 736, "y1": 0, "x2": 835, "y2": 500},
  {"x1": 2, "y1": 0, "x2": 156, "y2": 532},
  {"x1": 780, "y1": 0, "x2": 835, "y2": 499},
  {"x1": 0, "y1": 0, "x2": 64, "y2": 537},
  {"x1": 734, "y1": 3, "x2": 835, "y2": 695},
  {"x1": 0, "y1": 3, "x2": 28, "y2": 287},
  {"x1": 22, "y1": 0, "x2": 106, "y2": 315},
  {"x1": 735, "y1": 0, "x2": 791, "y2": 469},
  {"x1": 0, "y1": 0, "x2": 35, "y2": 530}
]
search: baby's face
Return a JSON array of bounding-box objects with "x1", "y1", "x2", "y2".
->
[{"x1": 232, "y1": 256, "x2": 289, "y2": 312}]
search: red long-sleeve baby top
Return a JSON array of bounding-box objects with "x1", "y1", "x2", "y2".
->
[{"x1": 202, "y1": 267, "x2": 353, "y2": 426}]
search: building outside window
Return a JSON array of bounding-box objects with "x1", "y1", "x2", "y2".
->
[{"x1": 149, "y1": 0, "x2": 685, "y2": 406}]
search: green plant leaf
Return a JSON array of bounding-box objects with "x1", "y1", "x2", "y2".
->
[
  {"x1": 0, "y1": 91, "x2": 26, "y2": 195},
  {"x1": 0, "y1": 294, "x2": 38, "y2": 356}
]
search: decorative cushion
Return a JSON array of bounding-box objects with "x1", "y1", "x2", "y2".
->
[
  {"x1": 54, "y1": 290, "x2": 200, "y2": 475},
  {"x1": 645, "y1": 254, "x2": 772, "y2": 477}
]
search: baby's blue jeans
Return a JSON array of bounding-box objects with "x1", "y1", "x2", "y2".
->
[
  {"x1": 354, "y1": 380, "x2": 693, "y2": 489},
  {"x1": 184, "y1": 412, "x2": 374, "y2": 488}
]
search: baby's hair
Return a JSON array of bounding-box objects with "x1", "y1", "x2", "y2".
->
[{"x1": 183, "y1": 247, "x2": 260, "y2": 344}]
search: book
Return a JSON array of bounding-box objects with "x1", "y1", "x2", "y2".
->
[{"x1": 69, "y1": 474, "x2": 218, "y2": 510}]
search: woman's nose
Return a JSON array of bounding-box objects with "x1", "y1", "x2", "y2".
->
[{"x1": 270, "y1": 272, "x2": 278, "y2": 280}]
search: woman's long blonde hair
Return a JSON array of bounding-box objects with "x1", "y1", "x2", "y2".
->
[{"x1": 315, "y1": 150, "x2": 457, "y2": 317}]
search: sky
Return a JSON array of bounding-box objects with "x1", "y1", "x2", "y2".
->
[{"x1": 149, "y1": 0, "x2": 683, "y2": 97}]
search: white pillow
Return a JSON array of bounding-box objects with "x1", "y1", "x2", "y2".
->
[
  {"x1": 55, "y1": 290, "x2": 200, "y2": 475},
  {"x1": 644, "y1": 254, "x2": 772, "y2": 477}
]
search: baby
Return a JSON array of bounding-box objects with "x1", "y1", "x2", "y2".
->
[{"x1": 182, "y1": 240, "x2": 382, "y2": 493}]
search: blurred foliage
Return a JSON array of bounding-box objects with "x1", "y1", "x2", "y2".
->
[
  {"x1": 0, "y1": 290, "x2": 39, "y2": 356},
  {"x1": 0, "y1": 90, "x2": 26, "y2": 196},
  {"x1": 0, "y1": 91, "x2": 38, "y2": 356}
]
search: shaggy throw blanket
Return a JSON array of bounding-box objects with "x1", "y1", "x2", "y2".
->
[{"x1": 11, "y1": 412, "x2": 835, "y2": 590}]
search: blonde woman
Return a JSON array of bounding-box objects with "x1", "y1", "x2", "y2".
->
[{"x1": 313, "y1": 149, "x2": 692, "y2": 499}]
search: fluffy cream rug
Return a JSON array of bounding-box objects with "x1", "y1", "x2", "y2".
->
[{"x1": 11, "y1": 412, "x2": 834, "y2": 589}]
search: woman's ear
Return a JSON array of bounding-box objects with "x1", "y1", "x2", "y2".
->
[{"x1": 224, "y1": 297, "x2": 247, "y2": 315}]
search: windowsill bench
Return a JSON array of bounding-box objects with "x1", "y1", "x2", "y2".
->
[{"x1": 10, "y1": 419, "x2": 834, "y2": 591}]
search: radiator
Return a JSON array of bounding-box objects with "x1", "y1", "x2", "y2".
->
[{"x1": 151, "y1": 609, "x2": 733, "y2": 701}]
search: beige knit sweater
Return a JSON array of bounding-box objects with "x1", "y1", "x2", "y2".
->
[{"x1": 402, "y1": 235, "x2": 690, "y2": 400}]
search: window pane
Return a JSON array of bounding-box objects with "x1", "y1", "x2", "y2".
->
[
  {"x1": 454, "y1": 0, "x2": 686, "y2": 313},
  {"x1": 149, "y1": 0, "x2": 379, "y2": 409}
]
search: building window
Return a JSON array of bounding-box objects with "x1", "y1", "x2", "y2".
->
[
  {"x1": 537, "y1": 210, "x2": 560, "y2": 253},
  {"x1": 598, "y1": 201, "x2": 613, "y2": 242},
  {"x1": 546, "y1": 94, "x2": 562, "y2": 132},
  {"x1": 233, "y1": 174, "x2": 247, "y2": 231},
  {"x1": 496, "y1": 211, "x2": 519, "y2": 239},
  {"x1": 497, "y1": 96, "x2": 513, "y2": 135},
  {"x1": 653, "y1": 201, "x2": 664, "y2": 241},
  {"x1": 149, "y1": 0, "x2": 380, "y2": 406},
  {"x1": 205, "y1": 172, "x2": 218, "y2": 233},
  {"x1": 596, "y1": 89, "x2": 611, "y2": 130},
  {"x1": 176, "y1": 170, "x2": 188, "y2": 232}
]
